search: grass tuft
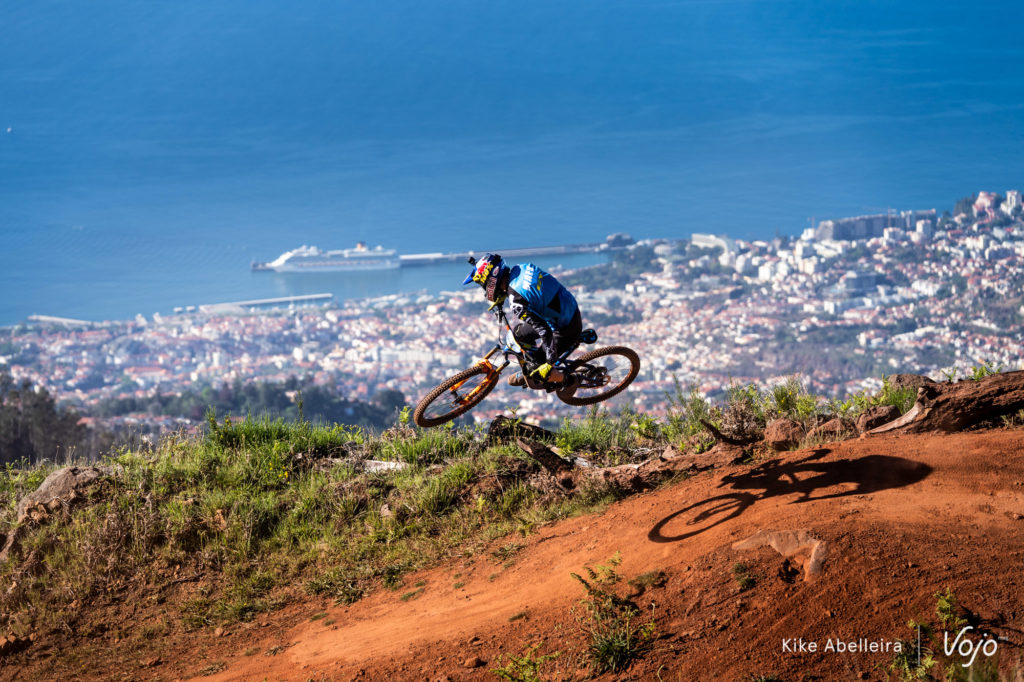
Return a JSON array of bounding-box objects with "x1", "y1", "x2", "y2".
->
[{"x1": 570, "y1": 553, "x2": 656, "y2": 674}]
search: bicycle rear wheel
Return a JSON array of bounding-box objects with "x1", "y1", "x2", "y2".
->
[
  {"x1": 413, "y1": 365, "x2": 499, "y2": 428},
  {"x1": 557, "y1": 346, "x2": 640, "y2": 406}
]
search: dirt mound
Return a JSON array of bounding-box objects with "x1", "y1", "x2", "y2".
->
[{"x1": 11, "y1": 429, "x2": 1024, "y2": 680}]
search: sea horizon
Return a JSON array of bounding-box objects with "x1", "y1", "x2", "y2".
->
[{"x1": 3, "y1": 0, "x2": 1023, "y2": 325}]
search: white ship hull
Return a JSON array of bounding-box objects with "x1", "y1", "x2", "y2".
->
[
  {"x1": 270, "y1": 259, "x2": 401, "y2": 272},
  {"x1": 253, "y1": 243, "x2": 400, "y2": 272}
]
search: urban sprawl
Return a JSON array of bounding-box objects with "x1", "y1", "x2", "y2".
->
[{"x1": 4, "y1": 190, "x2": 1023, "y2": 431}]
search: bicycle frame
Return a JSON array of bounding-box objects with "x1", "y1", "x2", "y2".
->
[{"x1": 475, "y1": 302, "x2": 583, "y2": 391}]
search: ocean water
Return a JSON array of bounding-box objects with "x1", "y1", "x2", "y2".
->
[{"x1": 2, "y1": 1, "x2": 1023, "y2": 324}]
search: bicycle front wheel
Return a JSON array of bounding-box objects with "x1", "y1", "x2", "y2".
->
[
  {"x1": 413, "y1": 365, "x2": 499, "y2": 428},
  {"x1": 557, "y1": 346, "x2": 640, "y2": 406}
]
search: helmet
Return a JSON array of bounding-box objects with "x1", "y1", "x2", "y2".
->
[{"x1": 462, "y1": 253, "x2": 508, "y2": 302}]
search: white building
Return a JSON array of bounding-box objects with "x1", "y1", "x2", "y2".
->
[
  {"x1": 1002, "y1": 190, "x2": 1022, "y2": 215},
  {"x1": 691, "y1": 233, "x2": 737, "y2": 253}
]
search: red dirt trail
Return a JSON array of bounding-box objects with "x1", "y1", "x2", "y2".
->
[
  {"x1": 10, "y1": 430, "x2": 1024, "y2": 681},
  {"x1": 196, "y1": 430, "x2": 1024, "y2": 681}
]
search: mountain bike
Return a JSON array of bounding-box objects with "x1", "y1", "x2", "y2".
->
[{"x1": 413, "y1": 293, "x2": 640, "y2": 428}]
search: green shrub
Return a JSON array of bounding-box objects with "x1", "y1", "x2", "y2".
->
[
  {"x1": 935, "y1": 587, "x2": 967, "y2": 630},
  {"x1": 491, "y1": 642, "x2": 560, "y2": 682},
  {"x1": 663, "y1": 379, "x2": 719, "y2": 452},
  {"x1": 889, "y1": 620, "x2": 936, "y2": 681},
  {"x1": 876, "y1": 376, "x2": 918, "y2": 415},
  {"x1": 570, "y1": 553, "x2": 656, "y2": 674},
  {"x1": 720, "y1": 382, "x2": 767, "y2": 442},
  {"x1": 969, "y1": 362, "x2": 1001, "y2": 381},
  {"x1": 842, "y1": 375, "x2": 917, "y2": 419},
  {"x1": 305, "y1": 566, "x2": 364, "y2": 604},
  {"x1": 556, "y1": 407, "x2": 636, "y2": 455},
  {"x1": 732, "y1": 562, "x2": 757, "y2": 591},
  {"x1": 767, "y1": 376, "x2": 820, "y2": 421}
]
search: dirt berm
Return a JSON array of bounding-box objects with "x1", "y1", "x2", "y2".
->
[{"x1": 17, "y1": 429, "x2": 1024, "y2": 680}]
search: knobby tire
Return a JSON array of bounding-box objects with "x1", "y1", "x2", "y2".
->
[
  {"x1": 557, "y1": 346, "x2": 640, "y2": 406},
  {"x1": 413, "y1": 365, "x2": 499, "y2": 428}
]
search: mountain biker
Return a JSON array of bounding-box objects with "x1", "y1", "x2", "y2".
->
[{"x1": 463, "y1": 253, "x2": 582, "y2": 387}]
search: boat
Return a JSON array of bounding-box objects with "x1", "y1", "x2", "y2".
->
[{"x1": 252, "y1": 242, "x2": 400, "y2": 272}]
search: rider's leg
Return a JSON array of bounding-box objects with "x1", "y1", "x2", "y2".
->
[
  {"x1": 509, "y1": 313, "x2": 580, "y2": 386},
  {"x1": 509, "y1": 317, "x2": 542, "y2": 350},
  {"x1": 551, "y1": 309, "x2": 583, "y2": 361},
  {"x1": 507, "y1": 320, "x2": 538, "y2": 386}
]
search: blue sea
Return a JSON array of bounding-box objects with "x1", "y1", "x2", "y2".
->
[{"x1": 2, "y1": 1, "x2": 1023, "y2": 325}]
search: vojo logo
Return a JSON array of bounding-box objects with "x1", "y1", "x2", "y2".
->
[{"x1": 944, "y1": 626, "x2": 1000, "y2": 668}]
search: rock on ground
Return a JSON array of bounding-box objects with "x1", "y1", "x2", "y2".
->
[
  {"x1": 855, "y1": 404, "x2": 901, "y2": 433},
  {"x1": 808, "y1": 418, "x2": 855, "y2": 442},
  {"x1": 733, "y1": 529, "x2": 828, "y2": 581},
  {"x1": 764, "y1": 418, "x2": 805, "y2": 451},
  {"x1": 487, "y1": 415, "x2": 555, "y2": 445},
  {"x1": 886, "y1": 373, "x2": 938, "y2": 392},
  {"x1": 15, "y1": 466, "x2": 110, "y2": 524}
]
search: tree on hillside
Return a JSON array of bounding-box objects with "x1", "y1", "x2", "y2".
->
[
  {"x1": 0, "y1": 368, "x2": 87, "y2": 465},
  {"x1": 94, "y1": 377, "x2": 394, "y2": 430},
  {"x1": 372, "y1": 389, "x2": 407, "y2": 418},
  {"x1": 954, "y1": 195, "x2": 976, "y2": 217}
]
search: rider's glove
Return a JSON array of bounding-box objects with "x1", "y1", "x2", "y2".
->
[{"x1": 530, "y1": 362, "x2": 554, "y2": 379}]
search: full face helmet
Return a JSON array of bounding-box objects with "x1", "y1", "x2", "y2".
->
[{"x1": 463, "y1": 253, "x2": 508, "y2": 302}]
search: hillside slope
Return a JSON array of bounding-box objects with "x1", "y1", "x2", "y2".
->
[
  {"x1": 181, "y1": 429, "x2": 1024, "y2": 681},
  {"x1": 5, "y1": 428, "x2": 1023, "y2": 680}
]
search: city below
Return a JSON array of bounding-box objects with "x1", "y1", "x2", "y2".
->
[{"x1": 3, "y1": 190, "x2": 1023, "y2": 434}]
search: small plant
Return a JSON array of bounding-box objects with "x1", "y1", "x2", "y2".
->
[
  {"x1": 827, "y1": 396, "x2": 856, "y2": 418},
  {"x1": 663, "y1": 378, "x2": 719, "y2": 452},
  {"x1": 492, "y1": 541, "x2": 525, "y2": 563},
  {"x1": 746, "y1": 676, "x2": 783, "y2": 682},
  {"x1": 378, "y1": 564, "x2": 406, "y2": 589},
  {"x1": 876, "y1": 375, "x2": 918, "y2": 415},
  {"x1": 198, "y1": 661, "x2": 227, "y2": 676},
  {"x1": 1000, "y1": 409, "x2": 1024, "y2": 428},
  {"x1": 888, "y1": 619, "x2": 936, "y2": 682},
  {"x1": 935, "y1": 587, "x2": 968, "y2": 630},
  {"x1": 305, "y1": 568, "x2": 363, "y2": 605},
  {"x1": 720, "y1": 382, "x2": 768, "y2": 443},
  {"x1": 767, "y1": 376, "x2": 819, "y2": 421},
  {"x1": 570, "y1": 553, "x2": 656, "y2": 674},
  {"x1": 969, "y1": 362, "x2": 1001, "y2": 381},
  {"x1": 399, "y1": 587, "x2": 424, "y2": 601},
  {"x1": 628, "y1": 570, "x2": 667, "y2": 594},
  {"x1": 491, "y1": 642, "x2": 560, "y2": 682},
  {"x1": 732, "y1": 562, "x2": 757, "y2": 591},
  {"x1": 843, "y1": 375, "x2": 916, "y2": 418},
  {"x1": 629, "y1": 413, "x2": 661, "y2": 440},
  {"x1": 555, "y1": 406, "x2": 637, "y2": 456}
]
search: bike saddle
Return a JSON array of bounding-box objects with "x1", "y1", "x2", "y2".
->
[{"x1": 580, "y1": 329, "x2": 598, "y2": 344}]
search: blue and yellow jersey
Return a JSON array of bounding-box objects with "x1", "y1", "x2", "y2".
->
[{"x1": 506, "y1": 263, "x2": 579, "y2": 330}]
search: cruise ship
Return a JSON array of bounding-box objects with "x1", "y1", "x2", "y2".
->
[{"x1": 252, "y1": 243, "x2": 400, "y2": 272}]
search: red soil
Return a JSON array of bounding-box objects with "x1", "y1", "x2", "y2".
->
[{"x1": 13, "y1": 429, "x2": 1024, "y2": 680}]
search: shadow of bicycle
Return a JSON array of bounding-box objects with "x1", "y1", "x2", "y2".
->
[{"x1": 648, "y1": 449, "x2": 932, "y2": 543}]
